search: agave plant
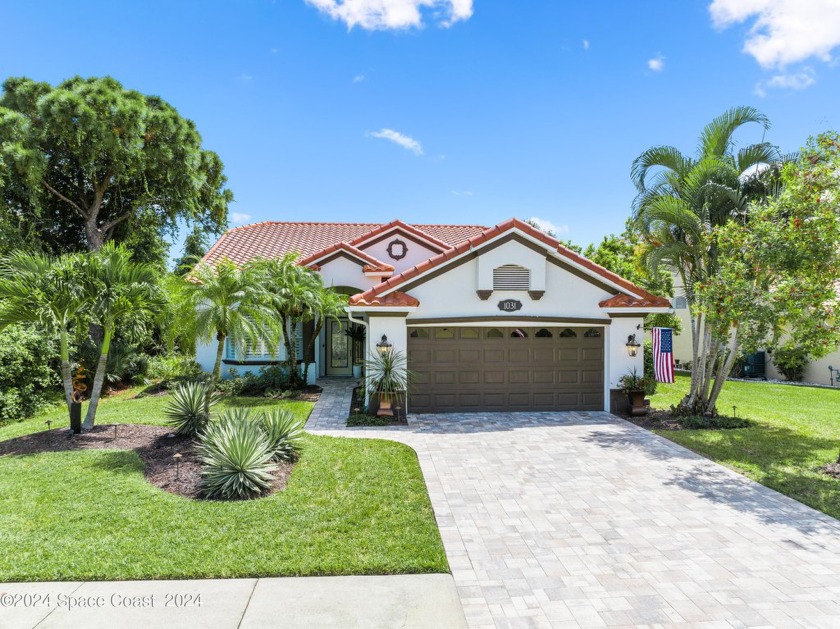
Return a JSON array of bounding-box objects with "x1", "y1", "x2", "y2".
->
[
  {"x1": 163, "y1": 381, "x2": 221, "y2": 437},
  {"x1": 197, "y1": 409, "x2": 276, "y2": 499},
  {"x1": 259, "y1": 408, "x2": 305, "y2": 462}
]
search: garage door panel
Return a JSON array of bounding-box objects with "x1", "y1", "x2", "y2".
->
[{"x1": 408, "y1": 326, "x2": 604, "y2": 413}]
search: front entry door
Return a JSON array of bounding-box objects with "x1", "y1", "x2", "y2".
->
[{"x1": 326, "y1": 318, "x2": 352, "y2": 376}]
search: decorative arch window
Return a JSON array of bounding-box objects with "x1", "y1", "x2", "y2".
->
[
  {"x1": 460, "y1": 328, "x2": 480, "y2": 339},
  {"x1": 486, "y1": 328, "x2": 504, "y2": 338},
  {"x1": 493, "y1": 264, "x2": 530, "y2": 291},
  {"x1": 510, "y1": 328, "x2": 528, "y2": 338},
  {"x1": 535, "y1": 328, "x2": 553, "y2": 338},
  {"x1": 409, "y1": 328, "x2": 429, "y2": 338},
  {"x1": 435, "y1": 328, "x2": 455, "y2": 339},
  {"x1": 584, "y1": 328, "x2": 602, "y2": 338},
  {"x1": 558, "y1": 328, "x2": 577, "y2": 338}
]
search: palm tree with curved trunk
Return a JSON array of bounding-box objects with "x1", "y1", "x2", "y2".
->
[
  {"x1": 179, "y1": 257, "x2": 281, "y2": 405},
  {"x1": 83, "y1": 242, "x2": 165, "y2": 429},
  {"x1": 0, "y1": 251, "x2": 87, "y2": 414},
  {"x1": 631, "y1": 106, "x2": 784, "y2": 414}
]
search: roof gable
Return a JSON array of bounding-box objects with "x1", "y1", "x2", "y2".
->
[
  {"x1": 298, "y1": 242, "x2": 394, "y2": 274},
  {"x1": 349, "y1": 220, "x2": 452, "y2": 254},
  {"x1": 348, "y1": 218, "x2": 670, "y2": 309}
]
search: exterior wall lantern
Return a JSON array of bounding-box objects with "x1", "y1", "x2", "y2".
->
[
  {"x1": 626, "y1": 334, "x2": 641, "y2": 357},
  {"x1": 376, "y1": 334, "x2": 392, "y2": 354}
]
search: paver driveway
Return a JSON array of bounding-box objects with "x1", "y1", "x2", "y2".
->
[{"x1": 309, "y1": 380, "x2": 840, "y2": 628}]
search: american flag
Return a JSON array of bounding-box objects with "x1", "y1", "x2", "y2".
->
[{"x1": 652, "y1": 327, "x2": 675, "y2": 383}]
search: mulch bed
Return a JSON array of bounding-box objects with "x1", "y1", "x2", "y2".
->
[
  {"x1": 818, "y1": 462, "x2": 840, "y2": 479},
  {"x1": 0, "y1": 424, "x2": 294, "y2": 500},
  {"x1": 347, "y1": 386, "x2": 407, "y2": 426},
  {"x1": 622, "y1": 408, "x2": 685, "y2": 431}
]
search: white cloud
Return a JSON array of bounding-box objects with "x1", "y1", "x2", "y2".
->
[
  {"x1": 353, "y1": 74, "x2": 366, "y2": 83},
  {"x1": 710, "y1": 0, "x2": 840, "y2": 68},
  {"x1": 231, "y1": 213, "x2": 252, "y2": 225},
  {"x1": 755, "y1": 66, "x2": 817, "y2": 96},
  {"x1": 526, "y1": 216, "x2": 569, "y2": 236},
  {"x1": 582, "y1": 39, "x2": 590, "y2": 50},
  {"x1": 270, "y1": 47, "x2": 279, "y2": 54},
  {"x1": 238, "y1": 74, "x2": 253, "y2": 82},
  {"x1": 647, "y1": 55, "x2": 665, "y2": 72},
  {"x1": 370, "y1": 128, "x2": 424, "y2": 155},
  {"x1": 450, "y1": 190, "x2": 473, "y2": 196},
  {"x1": 305, "y1": 0, "x2": 473, "y2": 30}
]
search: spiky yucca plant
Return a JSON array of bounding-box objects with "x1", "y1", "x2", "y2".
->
[
  {"x1": 259, "y1": 409, "x2": 305, "y2": 462},
  {"x1": 163, "y1": 381, "x2": 220, "y2": 437},
  {"x1": 197, "y1": 409, "x2": 276, "y2": 499}
]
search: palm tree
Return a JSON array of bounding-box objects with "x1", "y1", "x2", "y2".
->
[
  {"x1": 0, "y1": 251, "x2": 87, "y2": 413},
  {"x1": 83, "y1": 243, "x2": 164, "y2": 429},
  {"x1": 631, "y1": 106, "x2": 783, "y2": 414},
  {"x1": 179, "y1": 257, "x2": 280, "y2": 403},
  {"x1": 301, "y1": 288, "x2": 348, "y2": 385},
  {"x1": 252, "y1": 255, "x2": 321, "y2": 387}
]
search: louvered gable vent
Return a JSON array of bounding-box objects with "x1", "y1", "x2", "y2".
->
[{"x1": 493, "y1": 264, "x2": 530, "y2": 291}]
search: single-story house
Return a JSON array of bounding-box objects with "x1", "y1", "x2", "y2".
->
[{"x1": 197, "y1": 218, "x2": 670, "y2": 414}]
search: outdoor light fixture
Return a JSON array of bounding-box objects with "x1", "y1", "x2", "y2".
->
[
  {"x1": 626, "y1": 334, "x2": 641, "y2": 357},
  {"x1": 376, "y1": 334, "x2": 392, "y2": 354}
]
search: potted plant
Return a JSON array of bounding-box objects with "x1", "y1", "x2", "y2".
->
[
  {"x1": 365, "y1": 348, "x2": 410, "y2": 421},
  {"x1": 618, "y1": 368, "x2": 650, "y2": 416}
]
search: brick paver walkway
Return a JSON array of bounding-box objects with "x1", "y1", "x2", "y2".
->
[{"x1": 309, "y1": 378, "x2": 840, "y2": 628}]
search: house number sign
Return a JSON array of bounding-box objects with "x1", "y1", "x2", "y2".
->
[{"x1": 497, "y1": 299, "x2": 522, "y2": 312}]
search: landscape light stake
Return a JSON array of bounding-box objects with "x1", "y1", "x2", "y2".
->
[
  {"x1": 114, "y1": 425, "x2": 118, "y2": 441},
  {"x1": 173, "y1": 453, "x2": 182, "y2": 479},
  {"x1": 732, "y1": 406, "x2": 737, "y2": 419},
  {"x1": 45, "y1": 420, "x2": 52, "y2": 432}
]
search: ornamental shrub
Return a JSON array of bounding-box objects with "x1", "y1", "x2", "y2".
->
[
  {"x1": 0, "y1": 324, "x2": 59, "y2": 423},
  {"x1": 197, "y1": 409, "x2": 276, "y2": 499},
  {"x1": 772, "y1": 345, "x2": 809, "y2": 382},
  {"x1": 643, "y1": 340, "x2": 658, "y2": 396},
  {"x1": 259, "y1": 408, "x2": 305, "y2": 462},
  {"x1": 163, "y1": 381, "x2": 220, "y2": 437}
]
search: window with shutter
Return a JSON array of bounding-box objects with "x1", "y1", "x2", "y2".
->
[{"x1": 492, "y1": 265, "x2": 530, "y2": 291}]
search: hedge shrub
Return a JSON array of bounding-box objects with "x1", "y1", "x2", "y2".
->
[{"x1": 0, "y1": 325, "x2": 59, "y2": 423}]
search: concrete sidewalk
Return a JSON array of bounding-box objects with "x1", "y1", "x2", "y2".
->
[{"x1": 1, "y1": 574, "x2": 466, "y2": 629}]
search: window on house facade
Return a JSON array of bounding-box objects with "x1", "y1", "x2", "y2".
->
[
  {"x1": 486, "y1": 328, "x2": 504, "y2": 338},
  {"x1": 584, "y1": 328, "x2": 602, "y2": 338},
  {"x1": 435, "y1": 328, "x2": 455, "y2": 339},
  {"x1": 511, "y1": 328, "x2": 528, "y2": 338},
  {"x1": 493, "y1": 264, "x2": 530, "y2": 291},
  {"x1": 460, "y1": 328, "x2": 480, "y2": 339},
  {"x1": 558, "y1": 328, "x2": 577, "y2": 338},
  {"x1": 225, "y1": 321, "x2": 301, "y2": 362},
  {"x1": 672, "y1": 296, "x2": 687, "y2": 309},
  {"x1": 535, "y1": 328, "x2": 552, "y2": 338},
  {"x1": 409, "y1": 328, "x2": 429, "y2": 338}
]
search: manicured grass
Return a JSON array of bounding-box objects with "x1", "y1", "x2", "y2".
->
[
  {"x1": 649, "y1": 375, "x2": 840, "y2": 520},
  {"x1": 0, "y1": 388, "x2": 448, "y2": 581}
]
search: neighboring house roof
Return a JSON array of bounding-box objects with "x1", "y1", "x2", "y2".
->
[
  {"x1": 348, "y1": 218, "x2": 670, "y2": 309},
  {"x1": 201, "y1": 221, "x2": 488, "y2": 266}
]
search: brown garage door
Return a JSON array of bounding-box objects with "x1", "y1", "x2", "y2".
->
[{"x1": 407, "y1": 326, "x2": 604, "y2": 413}]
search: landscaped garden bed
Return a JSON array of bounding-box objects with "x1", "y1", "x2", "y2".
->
[{"x1": 0, "y1": 387, "x2": 448, "y2": 582}]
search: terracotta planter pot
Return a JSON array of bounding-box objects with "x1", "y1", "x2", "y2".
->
[
  {"x1": 627, "y1": 389, "x2": 648, "y2": 416},
  {"x1": 368, "y1": 391, "x2": 407, "y2": 421}
]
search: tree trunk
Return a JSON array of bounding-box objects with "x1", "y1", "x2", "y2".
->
[
  {"x1": 59, "y1": 331, "x2": 74, "y2": 412},
  {"x1": 705, "y1": 327, "x2": 740, "y2": 415},
  {"x1": 302, "y1": 318, "x2": 325, "y2": 386},
  {"x1": 282, "y1": 317, "x2": 300, "y2": 387},
  {"x1": 208, "y1": 332, "x2": 225, "y2": 414},
  {"x1": 82, "y1": 325, "x2": 113, "y2": 430},
  {"x1": 85, "y1": 215, "x2": 104, "y2": 251}
]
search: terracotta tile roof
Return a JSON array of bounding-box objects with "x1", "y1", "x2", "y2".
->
[
  {"x1": 350, "y1": 218, "x2": 670, "y2": 309},
  {"x1": 297, "y1": 242, "x2": 394, "y2": 273},
  {"x1": 348, "y1": 290, "x2": 420, "y2": 307},
  {"x1": 348, "y1": 219, "x2": 452, "y2": 252},
  {"x1": 598, "y1": 294, "x2": 671, "y2": 308},
  {"x1": 202, "y1": 221, "x2": 487, "y2": 266}
]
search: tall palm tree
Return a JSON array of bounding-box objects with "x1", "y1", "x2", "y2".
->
[
  {"x1": 252, "y1": 254, "x2": 321, "y2": 386},
  {"x1": 301, "y1": 288, "x2": 348, "y2": 385},
  {"x1": 0, "y1": 251, "x2": 87, "y2": 412},
  {"x1": 631, "y1": 106, "x2": 783, "y2": 414},
  {"x1": 83, "y1": 242, "x2": 164, "y2": 429},
  {"x1": 179, "y1": 257, "x2": 281, "y2": 403}
]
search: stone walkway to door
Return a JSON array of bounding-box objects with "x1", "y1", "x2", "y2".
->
[{"x1": 308, "y1": 378, "x2": 840, "y2": 628}]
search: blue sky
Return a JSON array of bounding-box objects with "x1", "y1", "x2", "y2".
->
[{"x1": 2, "y1": 0, "x2": 839, "y2": 253}]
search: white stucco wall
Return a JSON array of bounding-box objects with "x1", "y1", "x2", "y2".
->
[
  {"x1": 359, "y1": 236, "x2": 441, "y2": 275},
  {"x1": 477, "y1": 240, "x2": 547, "y2": 292},
  {"x1": 318, "y1": 256, "x2": 378, "y2": 291}
]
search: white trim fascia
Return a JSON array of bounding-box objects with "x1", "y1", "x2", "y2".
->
[
  {"x1": 364, "y1": 271, "x2": 394, "y2": 278},
  {"x1": 603, "y1": 307, "x2": 670, "y2": 315},
  {"x1": 377, "y1": 227, "x2": 645, "y2": 300},
  {"x1": 405, "y1": 320, "x2": 610, "y2": 327},
  {"x1": 346, "y1": 306, "x2": 418, "y2": 315}
]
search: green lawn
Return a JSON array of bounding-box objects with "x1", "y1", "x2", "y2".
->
[
  {"x1": 0, "y1": 389, "x2": 448, "y2": 581},
  {"x1": 649, "y1": 375, "x2": 840, "y2": 520}
]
